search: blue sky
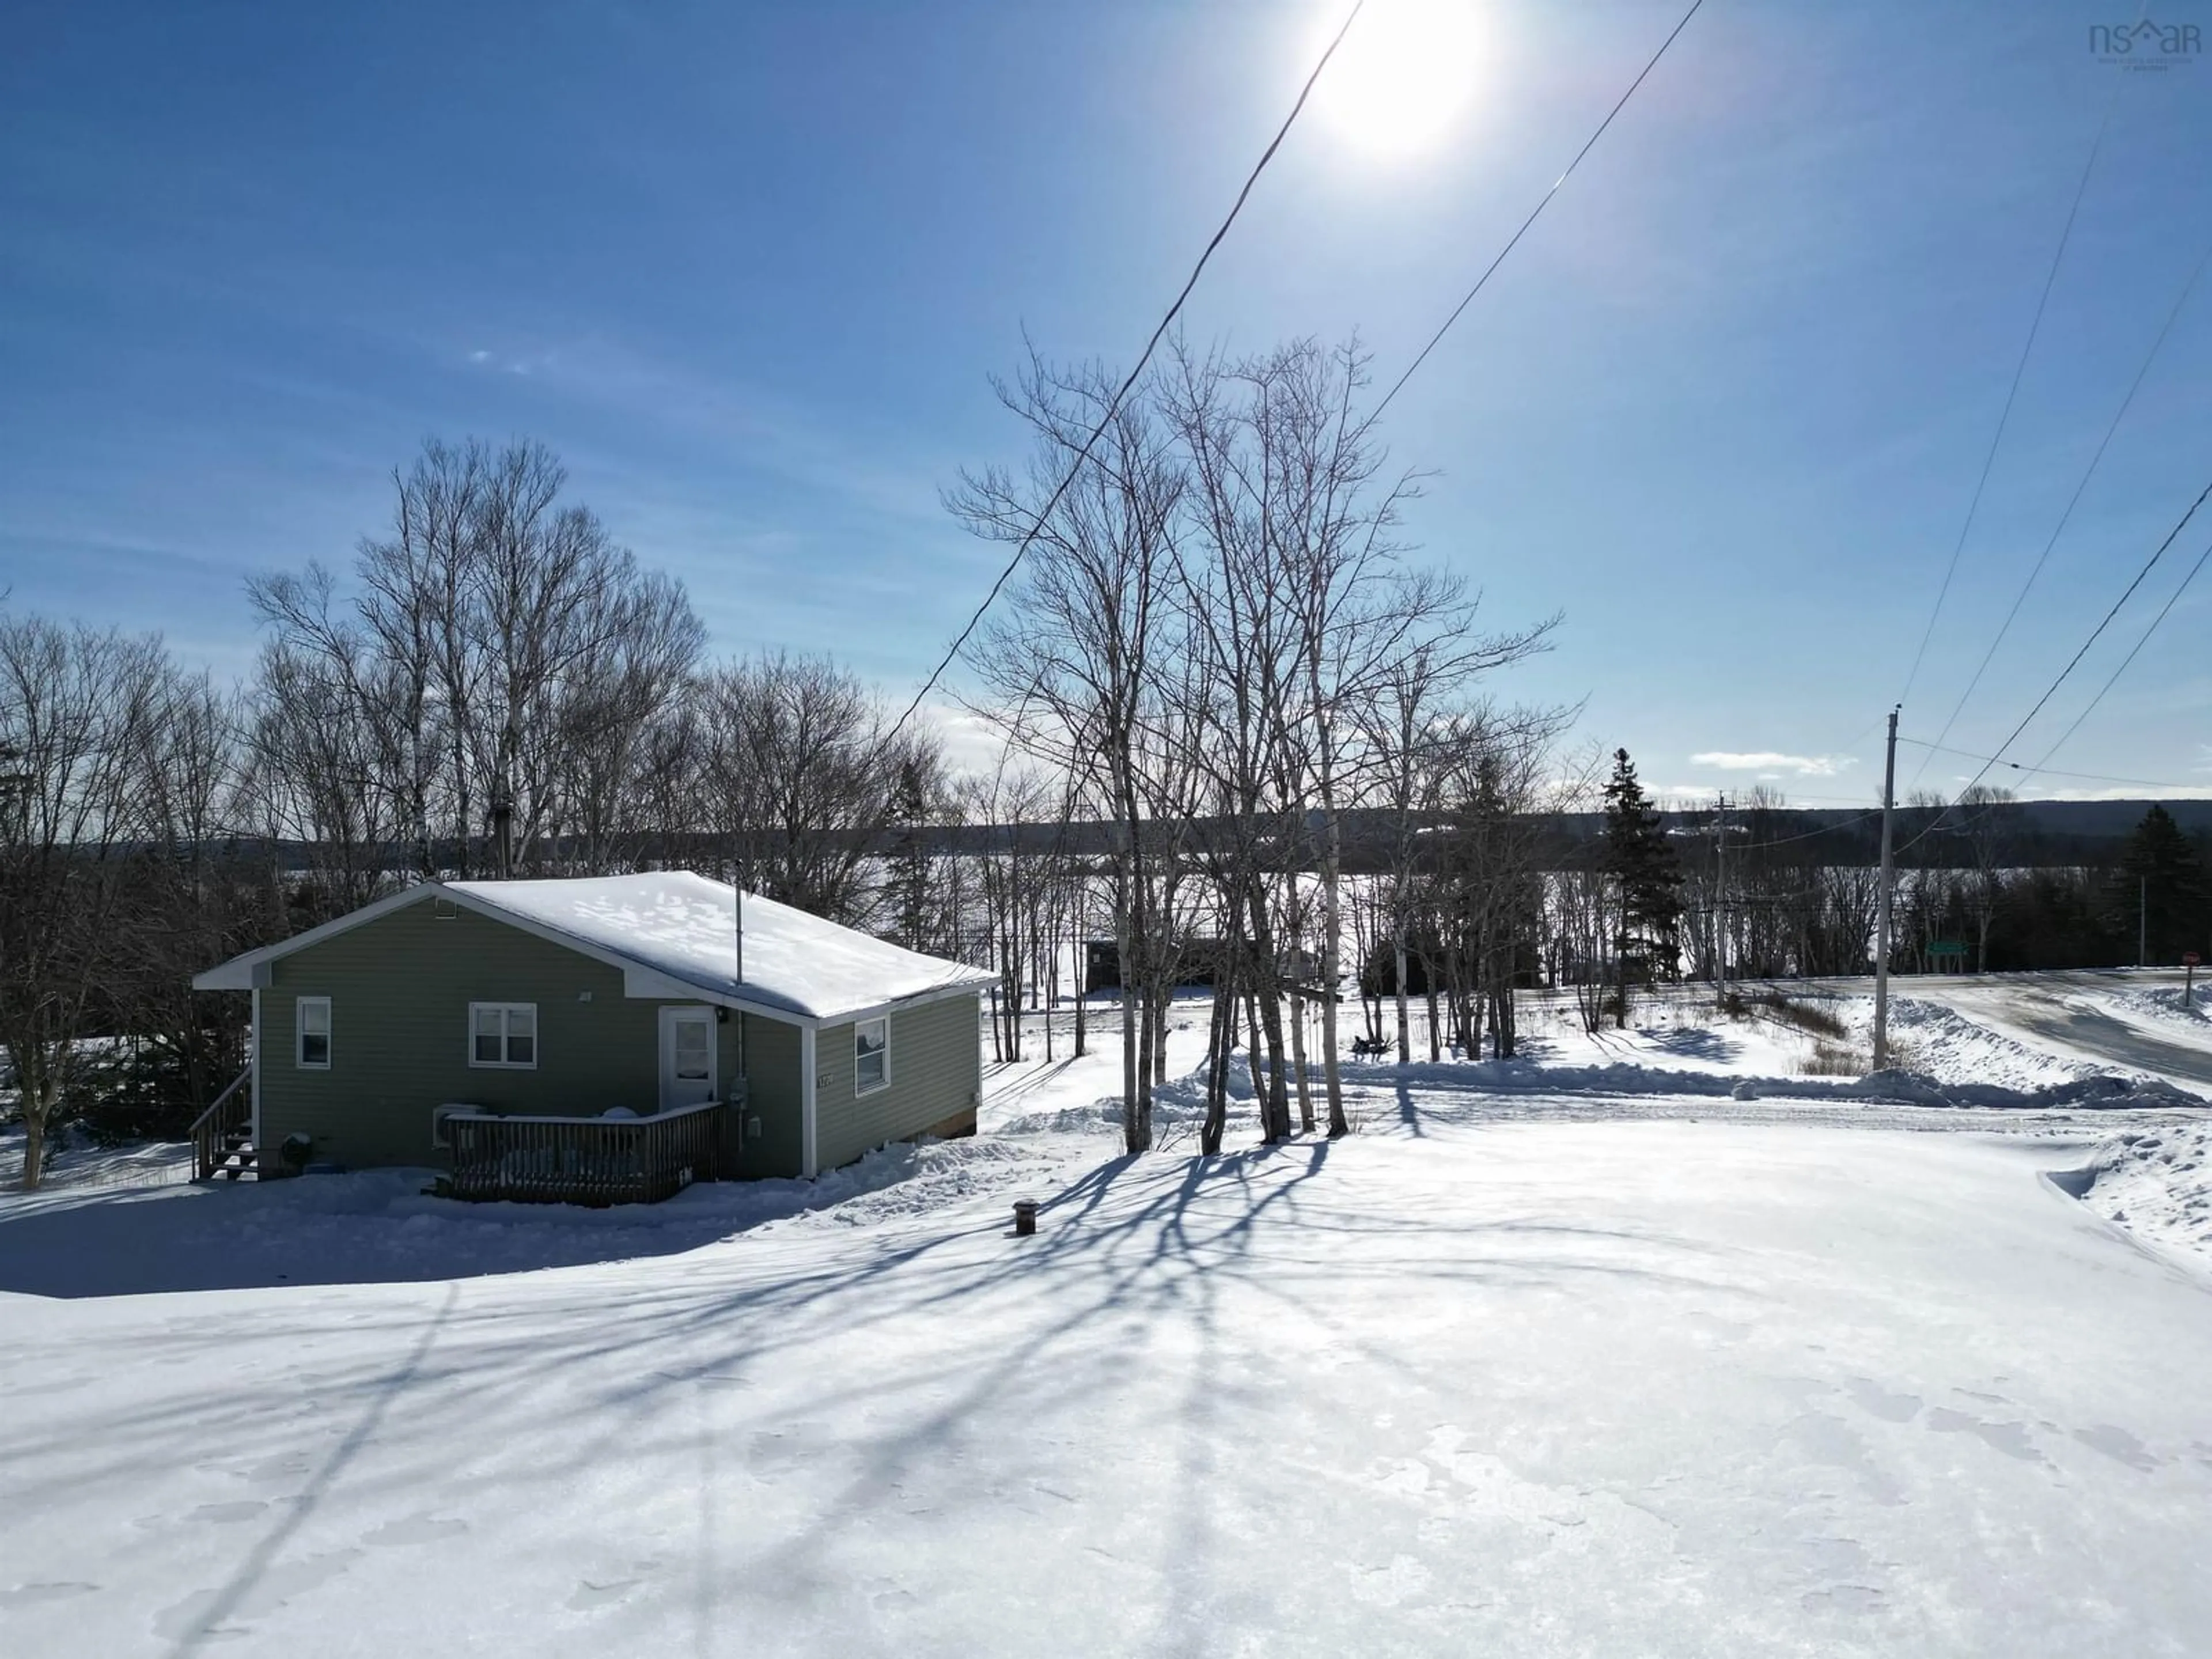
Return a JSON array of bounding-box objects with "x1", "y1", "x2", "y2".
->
[{"x1": 3, "y1": 0, "x2": 2209, "y2": 802}]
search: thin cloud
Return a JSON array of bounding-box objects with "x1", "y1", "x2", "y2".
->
[{"x1": 1691, "y1": 751, "x2": 1854, "y2": 777}]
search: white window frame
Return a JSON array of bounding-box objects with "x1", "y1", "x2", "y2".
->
[
  {"x1": 296, "y1": 996, "x2": 331, "y2": 1070},
  {"x1": 854, "y1": 1016, "x2": 889, "y2": 1096},
  {"x1": 468, "y1": 1001, "x2": 540, "y2": 1070},
  {"x1": 658, "y1": 1005, "x2": 719, "y2": 1111}
]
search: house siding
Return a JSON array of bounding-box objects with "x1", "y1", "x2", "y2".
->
[
  {"x1": 813, "y1": 993, "x2": 982, "y2": 1172},
  {"x1": 734, "y1": 1014, "x2": 805, "y2": 1180},
  {"x1": 259, "y1": 897, "x2": 791, "y2": 1173}
]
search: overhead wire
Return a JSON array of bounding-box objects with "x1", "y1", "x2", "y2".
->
[
  {"x1": 1892, "y1": 475, "x2": 2212, "y2": 858},
  {"x1": 1897, "y1": 735, "x2": 2206, "y2": 795},
  {"x1": 2024, "y1": 532, "x2": 2212, "y2": 778},
  {"x1": 1369, "y1": 0, "x2": 1705, "y2": 421},
  {"x1": 1748, "y1": 808, "x2": 1887, "y2": 850},
  {"x1": 883, "y1": 0, "x2": 1369, "y2": 746},
  {"x1": 1896, "y1": 81, "x2": 2122, "y2": 724},
  {"x1": 1912, "y1": 229, "x2": 2210, "y2": 785}
]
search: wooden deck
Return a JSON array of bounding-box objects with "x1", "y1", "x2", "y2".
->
[{"x1": 439, "y1": 1099, "x2": 730, "y2": 1206}]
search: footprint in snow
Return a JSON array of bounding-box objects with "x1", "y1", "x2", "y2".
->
[
  {"x1": 1801, "y1": 1584, "x2": 1885, "y2": 1615},
  {"x1": 188, "y1": 1502, "x2": 270, "y2": 1525},
  {"x1": 567, "y1": 1577, "x2": 647, "y2": 1612},
  {"x1": 1843, "y1": 1377, "x2": 1921, "y2": 1423},
  {"x1": 1348, "y1": 1554, "x2": 1432, "y2": 1609},
  {"x1": 1924, "y1": 1408, "x2": 2047, "y2": 1465},
  {"x1": 2071, "y1": 1425, "x2": 2160, "y2": 1472},
  {"x1": 363, "y1": 1513, "x2": 470, "y2": 1547},
  {"x1": 152, "y1": 1550, "x2": 363, "y2": 1642},
  {"x1": 0, "y1": 1582, "x2": 100, "y2": 1609}
]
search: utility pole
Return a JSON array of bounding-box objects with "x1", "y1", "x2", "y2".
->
[
  {"x1": 1872, "y1": 707, "x2": 1900, "y2": 1073},
  {"x1": 2139, "y1": 876, "x2": 2147, "y2": 969}
]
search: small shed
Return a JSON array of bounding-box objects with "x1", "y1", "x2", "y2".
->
[{"x1": 191, "y1": 873, "x2": 993, "y2": 1199}]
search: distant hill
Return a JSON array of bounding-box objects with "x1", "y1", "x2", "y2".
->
[{"x1": 2005, "y1": 797, "x2": 2212, "y2": 838}]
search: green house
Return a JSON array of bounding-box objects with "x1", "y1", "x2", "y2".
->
[{"x1": 191, "y1": 872, "x2": 991, "y2": 1195}]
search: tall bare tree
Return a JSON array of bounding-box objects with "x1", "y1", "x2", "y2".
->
[
  {"x1": 952, "y1": 350, "x2": 1187, "y2": 1154},
  {"x1": 0, "y1": 616, "x2": 164, "y2": 1187},
  {"x1": 702, "y1": 652, "x2": 940, "y2": 926}
]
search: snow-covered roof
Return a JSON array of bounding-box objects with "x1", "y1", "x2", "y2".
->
[
  {"x1": 195, "y1": 872, "x2": 991, "y2": 1025},
  {"x1": 445, "y1": 873, "x2": 990, "y2": 1022}
]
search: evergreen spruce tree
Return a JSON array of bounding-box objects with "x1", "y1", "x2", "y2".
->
[
  {"x1": 2112, "y1": 804, "x2": 2211, "y2": 964},
  {"x1": 1601, "y1": 748, "x2": 1684, "y2": 1026},
  {"x1": 889, "y1": 758, "x2": 934, "y2": 953}
]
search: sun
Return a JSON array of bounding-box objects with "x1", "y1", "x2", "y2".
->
[{"x1": 1312, "y1": 0, "x2": 1485, "y2": 159}]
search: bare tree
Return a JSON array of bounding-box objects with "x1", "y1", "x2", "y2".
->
[
  {"x1": 253, "y1": 438, "x2": 706, "y2": 885},
  {"x1": 104, "y1": 671, "x2": 264, "y2": 1135},
  {"x1": 1957, "y1": 785, "x2": 2020, "y2": 974},
  {"x1": 952, "y1": 350, "x2": 1186, "y2": 1154},
  {"x1": 702, "y1": 652, "x2": 938, "y2": 926},
  {"x1": 0, "y1": 616, "x2": 164, "y2": 1187}
]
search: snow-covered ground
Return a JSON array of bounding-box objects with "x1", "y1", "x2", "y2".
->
[
  {"x1": 1508, "y1": 968, "x2": 2212, "y2": 1097},
  {"x1": 2061, "y1": 1120, "x2": 2212, "y2": 1264},
  {"x1": 4, "y1": 980, "x2": 2211, "y2": 1656}
]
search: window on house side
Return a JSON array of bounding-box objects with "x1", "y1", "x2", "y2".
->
[
  {"x1": 469, "y1": 1002, "x2": 539, "y2": 1069},
  {"x1": 297, "y1": 997, "x2": 331, "y2": 1069},
  {"x1": 855, "y1": 1017, "x2": 888, "y2": 1094}
]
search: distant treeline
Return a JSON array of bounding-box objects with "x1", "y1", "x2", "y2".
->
[{"x1": 109, "y1": 795, "x2": 2211, "y2": 877}]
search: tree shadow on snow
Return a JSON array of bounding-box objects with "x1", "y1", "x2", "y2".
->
[
  {"x1": 1638, "y1": 1025, "x2": 1741, "y2": 1063},
  {"x1": 0, "y1": 1118, "x2": 1760, "y2": 1659},
  {"x1": 0, "y1": 1162, "x2": 943, "y2": 1300}
]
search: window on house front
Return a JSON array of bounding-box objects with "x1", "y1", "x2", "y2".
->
[
  {"x1": 297, "y1": 997, "x2": 331, "y2": 1069},
  {"x1": 469, "y1": 1002, "x2": 538, "y2": 1068},
  {"x1": 855, "y1": 1017, "x2": 888, "y2": 1094}
]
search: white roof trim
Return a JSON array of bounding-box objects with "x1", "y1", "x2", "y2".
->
[{"x1": 816, "y1": 978, "x2": 998, "y2": 1030}]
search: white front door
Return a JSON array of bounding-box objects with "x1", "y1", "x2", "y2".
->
[{"x1": 658, "y1": 1006, "x2": 718, "y2": 1111}]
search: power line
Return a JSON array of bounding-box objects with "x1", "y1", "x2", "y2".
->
[
  {"x1": 1896, "y1": 735, "x2": 2205, "y2": 794},
  {"x1": 1912, "y1": 228, "x2": 2209, "y2": 786},
  {"x1": 1896, "y1": 83, "x2": 2120, "y2": 718},
  {"x1": 1893, "y1": 474, "x2": 2212, "y2": 858},
  {"x1": 1369, "y1": 0, "x2": 1706, "y2": 421},
  {"x1": 884, "y1": 1, "x2": 1368, "y2": 745},
  {"x1": 1749, "y1": 808, "x2": 1887, "y2": 850},
  {"x1": 2026, "y1": 532, "x2": 2212, "y2": 777}
]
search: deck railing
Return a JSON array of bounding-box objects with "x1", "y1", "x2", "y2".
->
[
  {"x1": 441, "y1": 1099, "x2": 729, "y2": 1206},
  {"x1": 189, "y1": 1065, "x2": 254, "y2": 1180}
]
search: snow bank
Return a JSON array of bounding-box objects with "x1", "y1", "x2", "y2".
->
[
  {"x1": 988, "y1": 1048, "x2": 2203, "y2": 1145},
  {"x1": 2064, "y1": 1122, "x2": 2212, "y2": 1268},
  {"x1": 1868, "y1": 996, "x2": 2107, "y2": 1091},
  {"x1": 2107, "y1": 987, "x2": 2212, "y2": 1031},
  {"x1": 1332, "y1": 1055, "x2": 2202, "y2": 1113}
]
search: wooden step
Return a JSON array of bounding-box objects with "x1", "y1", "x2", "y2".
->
[{"x1": 218, "y1": 1146, "x2": 259, "y2": 1181}]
